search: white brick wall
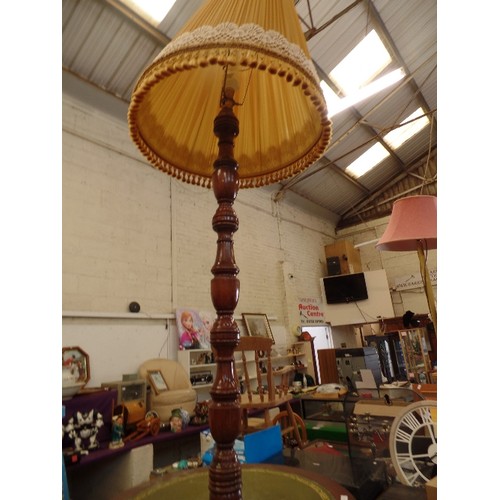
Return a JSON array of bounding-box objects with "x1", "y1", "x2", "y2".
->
[
  {"x1": 63, "y1": 98, "x2": 173, "y2": 313},
  {"x1": 62, "y1": 81, "x2": 436, "y2": 384},
  {"x1": 62, "y1": 90, "x2": 342, "y2": 382}
]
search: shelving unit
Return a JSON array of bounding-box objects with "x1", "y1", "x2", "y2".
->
[
  {"x1": 177, "y1": 341, "x2": 315, "y2": 398},
  {"x1": 177, "y1": 349, "x2": 216, "y2": 397},
  {"x1": 289, "y1": 340, "x2": 318, "y2": 385}
]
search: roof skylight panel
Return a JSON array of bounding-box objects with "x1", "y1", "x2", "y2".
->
[{"x1": 123, "y1": 0, "x2": 176, "y2": 25}]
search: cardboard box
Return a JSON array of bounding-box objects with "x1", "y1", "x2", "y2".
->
[{"x1": 425, "y1": 476, "x2": 437, "y2": 500}]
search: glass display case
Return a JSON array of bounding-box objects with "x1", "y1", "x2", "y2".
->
[{"x1": 301, "y1": 394, "x2": 359, "y2": 423}]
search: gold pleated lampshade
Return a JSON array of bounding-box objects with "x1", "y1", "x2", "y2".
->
[{"x1": 128, "y1": 0, "x2": 332, "y2": 188}]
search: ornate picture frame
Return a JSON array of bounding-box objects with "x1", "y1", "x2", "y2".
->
[
  {"x1": 242, "y1": 313, "x2": 275, "y2": 344},
  {"x1": 62, "y1": 346, "x2": 90, "y2": 385},
  {"x1": 147, "y1": 370, "x2": 169, "y2": 395}
]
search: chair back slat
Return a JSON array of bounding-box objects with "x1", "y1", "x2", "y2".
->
[
  {"x1": 235, "y1": 335, "x2": 306, "y2": 449},
  {"x1": 236, "y1": 335, "x2": 288, "y2": 405},
  {"x1": 240, "y1": 349, "x2": 252, "y2": 403}
]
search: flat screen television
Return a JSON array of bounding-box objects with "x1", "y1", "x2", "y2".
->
[{"x1": 323, "y1": 273, "x2": 368, "y2": 304}]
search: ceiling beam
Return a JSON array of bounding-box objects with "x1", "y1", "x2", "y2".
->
[
  {"x1": 300, "y1": 0, "x2": 363, "y2": 41},
  {"x1": 339, "y1": 146, "x2": 437, "y2": 222},
  {"x1": 104, "y1": 0, "x2": 171, "y2": 45}
]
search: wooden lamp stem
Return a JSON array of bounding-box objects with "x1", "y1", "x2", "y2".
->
[
  {"x1": 417, "y1": 241, "x2": 437, "y2": 334},
  {"x1": 208, "y1": 88, "x2": 242, "y2": 499}
]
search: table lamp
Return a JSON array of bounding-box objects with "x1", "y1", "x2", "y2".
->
[
  {"x1": 376, "y1": 195, "x2": 437, "y2": 332},
  {"x1": 128, "y1": 1, "x2": 332, "y2": 497}
]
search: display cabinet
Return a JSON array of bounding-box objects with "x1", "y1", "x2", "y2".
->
[
  {"x1": 347, "y1": 397, "x2": 412, "y2": 463},
  {"x1": 397, "y1": 328, "x2": 432, "y2": 383},
  {"x1": 364, "y1": 333, "x2": 407, "y2": 382}
]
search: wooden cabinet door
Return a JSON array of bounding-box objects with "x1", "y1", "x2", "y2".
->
[{"x1": 317, "y1": 348, "x2": 339, "y2": 384}]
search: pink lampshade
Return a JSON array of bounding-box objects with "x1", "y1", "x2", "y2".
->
[{"x1": 376, "y1": 195, "x2": 437, "y2": 252}]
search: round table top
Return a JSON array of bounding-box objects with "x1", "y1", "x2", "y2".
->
[{"x1": 121, "y1": 463, "x2": 355, "y2": 499}]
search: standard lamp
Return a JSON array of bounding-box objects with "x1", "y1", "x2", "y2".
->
[
  {"x1": 128, "y1": 1, "x2": 331, "y2": 498},
  {"x1": 376, "y1": 195, "x2": 437, "y2": 333}
]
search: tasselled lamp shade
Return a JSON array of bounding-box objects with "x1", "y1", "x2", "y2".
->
[
  {"x1": 376, "y1": 195, "x2": 437, "y2": 252},
  {"x1": 128, "y1": 0, "x2": 332, "y2": 188}
]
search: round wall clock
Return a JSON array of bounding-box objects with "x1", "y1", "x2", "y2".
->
[{"x1": 389, "y1": 400, "x2": 437, "y2": 487}]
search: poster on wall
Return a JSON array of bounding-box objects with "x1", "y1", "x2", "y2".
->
[
  {"x1": 199, "y1": 310, "x2": 216, "y2": 344},
  {"x1": 176, "y1": 308, "x2": 212, "y2": 350},
  {"x1": 298, "y1": 297, "x2": 325, "y2": 325}
]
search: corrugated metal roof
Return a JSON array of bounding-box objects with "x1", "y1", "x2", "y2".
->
[{"x1": 62, "y1": 0, "x2": 437, "y2": 228}]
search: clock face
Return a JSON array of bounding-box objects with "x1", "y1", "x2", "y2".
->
[{"x1": 389, "y1": 400, "x2": 437, "y2": 487}]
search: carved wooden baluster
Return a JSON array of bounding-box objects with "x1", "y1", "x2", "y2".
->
[{"x1": 208, "y1": 88, "x2": 242, "y2": 499}]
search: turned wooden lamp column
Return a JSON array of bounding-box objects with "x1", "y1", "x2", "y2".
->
[
  {"x1": 208, "y1": 88, "x2": 242, "y2": 498},
  {"x1": 127, "y1": 2, "x2": 332, "y2": 498}
]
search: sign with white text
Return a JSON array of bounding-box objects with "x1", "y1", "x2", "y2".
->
[{"x1": 298, "y1": 297, "x2": 325, "y2": 325}]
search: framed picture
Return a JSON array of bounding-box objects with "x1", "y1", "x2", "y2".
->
[
  {"x1": 242, "y1": 313, "x2": 274, "y2": 344},
  {"x1": 62, "y1": 346, "x2": 90, "y2": 384},
  {"x1": 147, "y1": 370, "x2": 169, "y2": 395}
]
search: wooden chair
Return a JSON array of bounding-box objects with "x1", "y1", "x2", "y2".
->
[
  {"x1": 235, "y1": 336, "x2": 307, "y2": 449},
  {"x1": 272, "y1": 410, "x2": 308, "y2": 449}
]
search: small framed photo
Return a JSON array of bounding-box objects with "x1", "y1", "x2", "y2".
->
[
  {"x1": 147, "y1": 370, "x2": 169, "y2": 395},
  {"x1": 242, "y1": 313, "x2": 274, "y2": 344}
]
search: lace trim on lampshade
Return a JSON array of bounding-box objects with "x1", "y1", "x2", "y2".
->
[
  {"x1": 129, "y1": 23, "x2": 332, "y2": 188},
  {"x1": 152, "y1": 23, "x2": 320, "y2": 84}
]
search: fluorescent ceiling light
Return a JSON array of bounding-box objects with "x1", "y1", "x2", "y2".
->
[
  {"x1": 346, "y1": 108, "x2": 430, "y2": 178},
  {"x1": 322, "y1": 68, "x2": 405, "y2": 117},
  {"x1": 123, "y1": 0, "x2": 176, "y2": 25},
  {"x1": 330, "y1": 30, "x2": 392, "y2": 95}
]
